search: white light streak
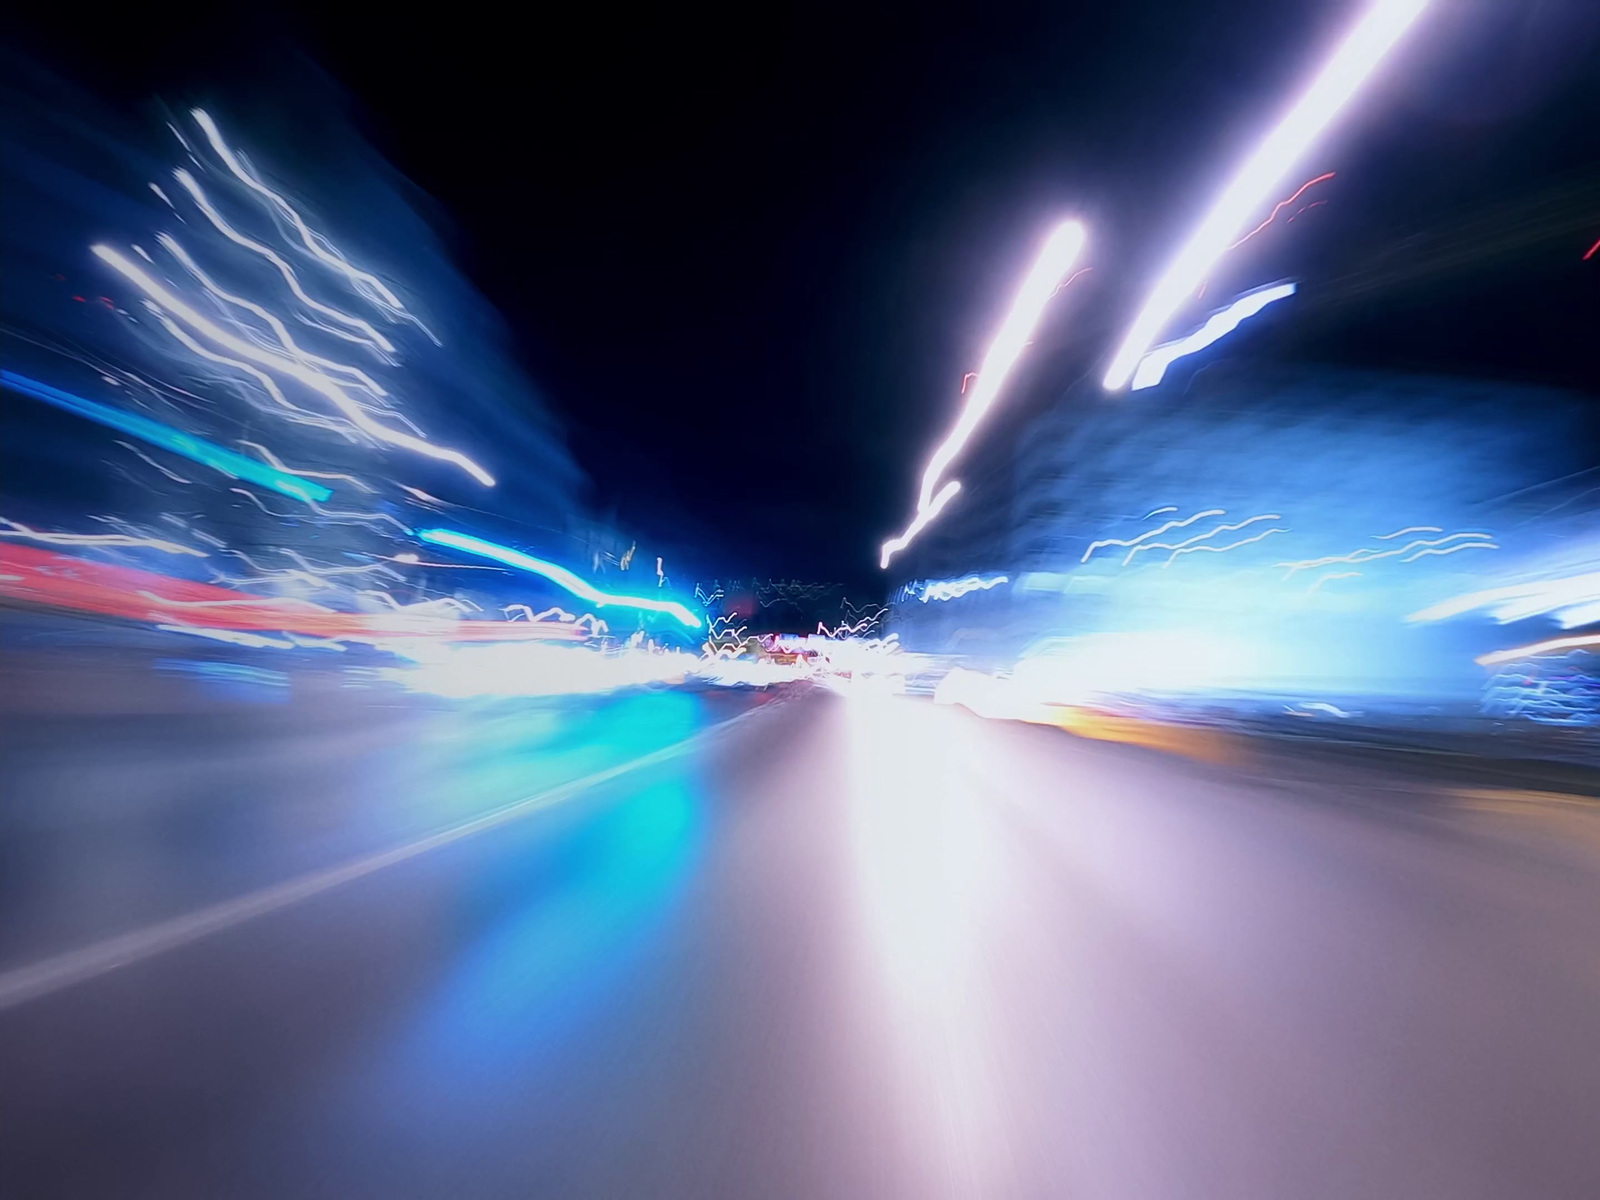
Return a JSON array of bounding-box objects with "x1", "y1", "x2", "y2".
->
[
  {"x1": 1129, "y1": 283, "x2": 1295, "y2": 390},
  {"x1": 157, "y1": 624, "x2": 295, "y2": 649},
  {"x1": 95, "y1": 245, "x2": 495, "y2": 485},
  {"x1": 190, "y1": 109, "x2": 411, "y2": 316},
  {"x1": 170, "y1": 169, "x2": 395, "y2": 353},
  {"x1": 1103, "y1": 0, "x2": 1431, "y2": 390},
  {"x1": 916, "y1": 221, "x2": 1086, "y2": 512},
  {"x1": 160, "y1": 235, "x2": 390, "y2": 398},
  {"x1": 0, "y1": 518, "x2": 205, "y2": 557},
  {"x1": 918, "y1": 574, "x2": 1010, "y2": 603},
  {"x1": 1408, "y1": 571, "x2": 1600, "y2": 626},
  {"x1": 1308, "y1": 570, "x2": 1361, "y2": 594},
  {"x1": 880, "y1": 221, "x2": 1085, "y2": 567},
  {"x1": 1163, "y1": 526, "x2": 1287, "y2": 564},
  {"x1": 1479, "y1": 634, "x2": 1600, "y2": 668},
  {"x1": 1124, "y1": 512, "x2": 1280, "y2": 564},
  {"x1": 1082, "y1": 509, "x2": 1225, "y2": 563},
  {"x1": 1279, "y1": 532, "x2": 1493, "y2": 577},
  {"x1": 114, "y1": 441, "x2": 192, "y2": 483},
  {"x1": 1374, "y1": 525, "x2": 1442, "y2": 540},
  {"x1": 144, "y1": 305, "x2": 352, "y2": 435},
  {"x1": 881, "y1": 481, "x2": 961, "y2": 569},
  {"x1": 1399, "y1": 542, "x2": 1498, "y2": 563}
]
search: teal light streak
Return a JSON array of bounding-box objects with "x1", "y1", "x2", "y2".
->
[
  {"x1": 2, "y1": 370, "x2": 333, "y2": 504},
  {"x1": 417, "y1": 528, "x2": 702, "y2": 629}
]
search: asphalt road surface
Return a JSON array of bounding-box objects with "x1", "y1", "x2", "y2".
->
[{"x1": 4, "y1": 674, "x2": 1600, "y2": 1198}]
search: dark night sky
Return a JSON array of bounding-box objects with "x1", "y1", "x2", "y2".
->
[{"x1": 5, "y1": 3, "x2": 1598, "y2": 588}]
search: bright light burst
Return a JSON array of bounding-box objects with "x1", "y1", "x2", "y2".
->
[{"x1": 1102, "y1": 0, "x2": 1431, "y2": 390}]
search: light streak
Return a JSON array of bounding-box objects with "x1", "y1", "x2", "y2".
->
[
  {"x1": 416, "y1": 528, "x2": 701, "y2": 628},
  {"x1": 1162, "y1": 526, "x2": 1286, "y2": 563},
  {"x1": 1103, "y1": 0, "x2": 1430, "y2": 390},
  {"x1": 1277, "y1": 531, "x2": 1493, "y2": 577},
  {"x1": 144, "y1": 305, "x2": 354, "y2": 435},
  {"x1": 1399, "y1": 542, "x2": 1497, "y2": 563},
  {"x1": 0, "y1": 518, "x2": 205, "y2": 557},
  {"x1": 1227, "y1": 172, "x2": 1335, "y2": 250},
  {"x1": 1129, "y1": 282, "x2": 1296, "y2": 390},
  {"x1": 92, "y1": 247, "x2": 495, "y2": 485},
  {"x1": 1124, "y1": 512, "x2": 1280, "y2": 564},
  {"x1": 1374, "y1": 525, "x2": 1442, "y2": 539},
  {"x1": 190, "y1": 110, "x2": 411, "y2": 318},
  {"x1": 1407, "y1": 571, "x2": 1600, "y2": 626},
  {"x1": 236, "y1": 442, "x2": 375, "y2": 491},
  {"x1": 816, "y1": 618, "x2": 889, "y2": 639},
  {"x1": 0, "y1": 543, "x2": 587, "y2": 646},
  {"x1": 1308, "y1": 570, "x2": 1361, "y2": 594},
  {"x1": 914, "y1": 221, "x2": 1086, "y2": 514},
  {"x1": 505, "y1": 604, "x2": 609, "y2": 635},
  {"x1": 1082, "y1": 508, "x2": 1225, "y2": 563},
  {"x1": 1478, "y1": 634, "x2": 1600, "y2": 667},
  {"x1": 880, "y1": 221, "x2": 1086, "y2": 567},
  {"x1": 169, "y1": 169, "x2": 395, "y2": 353},
  {"x1": 114, "y1": 441, "x2": 192, "y2": 483},
  {"x1": 158, "y1": 624, "x2": 296, "y2": 649},
  {"x1": 1584, "y1": 237, "x2": 1600, "y2": 262},
  {"x1": 226, "y1": 487, "x2": 412, "y2": 534},
  {"x1": 1, "y1": 370, "x2": 333, "y2": 503},
  {"x1": 158, "y1": 235, "x2": 390, "y2": 396},
  {"x1": 880, "y1": 481, "x2": 960, "y2": 569},
  {"x1": 918, "y1": 574, "x2": 1009, "y2": 602}
]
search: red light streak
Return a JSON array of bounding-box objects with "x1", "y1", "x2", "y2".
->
[
  {"x1": 1227, "y1": 171, "x2": 1335, "y2": 251},
  {"x1": 1583, "y1": 236, "x2": 1600, "y2": 262},
  {"x1": 1051, "y1": 265, "x2": 1093, "y2": 297},
  {"x1": 0, "y1": 544, "x2": 586, "y2": 644}
]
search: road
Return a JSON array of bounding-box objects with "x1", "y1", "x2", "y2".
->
[{"x1": 4, "y1": 667, "x2": 1600, "y2": 1198}]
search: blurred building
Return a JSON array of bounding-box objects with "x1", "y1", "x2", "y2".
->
[{"x1": 889, "y1": 361, "x2": 1599, "y2": 707}]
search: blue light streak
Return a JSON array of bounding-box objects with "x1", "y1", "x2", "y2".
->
[
  {"x1": 417, "y1": 528, "x2": 702, "y2": 628},
  {"x1": 1, "y1": 370, "x2": 333, "y2": 504},
  {"x1": 1130, "y1": 283, "x2": 1296, "y2": 390}
]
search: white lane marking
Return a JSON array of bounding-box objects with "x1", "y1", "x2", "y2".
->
[{"x1": 0, "y1": 704, "x2": 772, "y2": 1011}]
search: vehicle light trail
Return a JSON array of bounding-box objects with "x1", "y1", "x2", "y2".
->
[
  {"x1": 1, "y1": 370, "x2": 333, "y2": 504},
  {"x1": 417, "y1": 529, "x2": 701, "y2": 628},
  {"x1": 1102, "y1": 0, "x2": 1430, "y2": 390},
  {"x1": 881, "y1": 220, "x2": 1085, "y2": 568},
  {"x1": 1129, "y1": 283, "x2": 1296, "y2": 390}
]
